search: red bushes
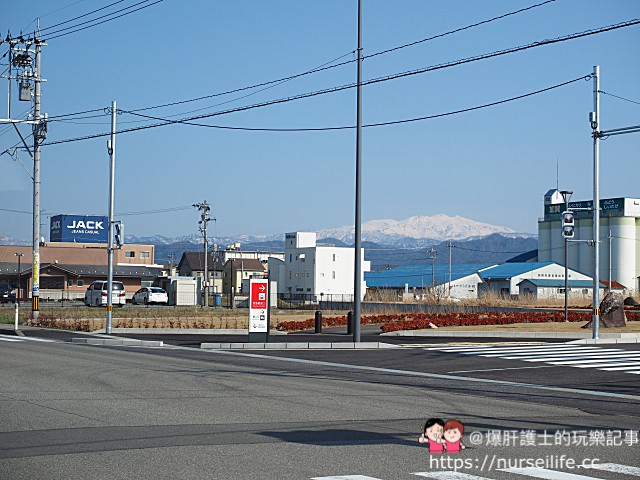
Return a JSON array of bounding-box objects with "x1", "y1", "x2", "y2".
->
[{"x1": 276, "y1": 310, "x2": 609, "y2": 332}]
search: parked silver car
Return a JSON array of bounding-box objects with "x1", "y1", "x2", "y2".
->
[
  {"x1": 84, "y1": 280, "x2": 126, "y2": 307},
  {"x1": 132, "y1": 287, "x2": 168, "y2": 305}
]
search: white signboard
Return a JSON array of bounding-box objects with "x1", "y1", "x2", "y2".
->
[{"x1": 249, "y1": 279, "x2": 269, "y2": 333}]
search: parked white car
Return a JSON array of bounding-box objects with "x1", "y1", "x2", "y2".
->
[
  {"x1": 132, "y1": 287, "x2": 168, "y2": 305},
  {"x1": 84, "y1": 280, "x2": 126, "y2": 307}
]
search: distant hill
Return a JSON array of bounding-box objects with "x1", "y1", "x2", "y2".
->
[
  {"x1": 154, "y1": 233, "x2": 537, "y2": 271},
  {"x1": 364, "y1": 234, "x2": 538, "y2": 272}
]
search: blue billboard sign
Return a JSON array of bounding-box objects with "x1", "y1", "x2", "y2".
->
[{"x1": 50, "y1": 215, "x2": 109, "y2": 243}]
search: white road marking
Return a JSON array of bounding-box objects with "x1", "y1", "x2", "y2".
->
[
  {"x1": 427, "y1": 342, "x2": 640, "y2": 374},
  {"x1": 207, "y1": 349, "x2": 640, "y2": 400},
  {"x1": 0, "y1": 336, "x2": 21, "y2": 342},
  {"x1": 499, "y1": 467, "x2": 601, "y2": 480},
  {"x1": 584, "y1": 463, "x2": 640, "y2": 476},
  {"x1": 413, "y1": 472, "x2": 493, "y2": 480}
]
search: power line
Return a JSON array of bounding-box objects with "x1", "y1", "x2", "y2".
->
[
  {"x1": 35, "y1": 18, "x2": 640, "y2": 146},
  {"x1": 122, "y1": 0, "x2": 556, "y2": 116},
  {"x1": 122, "y1": 75, "x2": 589, "y2": 132},
  {"x1": 16, "y1": 0, "x2": 563, "y2": 126},
  {"x1": 366, "y1": 0, "x2": 556, "y2": 60},
  {"x1": 38, "y1": 0, "x2": 129, "y2": 32},
  {"x1": 45, "y1": 0, "x2": 164, "y2": 41},
  {"x1": 600, "y1": 90, "x2": 640, "y2": 106}
]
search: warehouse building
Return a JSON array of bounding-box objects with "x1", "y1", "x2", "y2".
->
[{"x1": 538, "y1": 189, "x2": 640, "y2": 293}]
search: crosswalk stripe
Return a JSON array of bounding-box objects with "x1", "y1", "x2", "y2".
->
[
  {"x1": 427, "y1": 342, "x2": 640, "y2": 374},
  {"x1": 499, "y1": 467, "x2": 600, "y2": 480},
  {"x1": 459, "y1": 347, "x2": 607, "y2": 355},
  {"x1": 502, "y1": 350, "x2": 640, "y2": 357},
  {"x1": 585, "y1": 462, "x2": 640, "y2": 476},
  {"x1": 413, "y1": 472, "x2": 492, "y2": 480},
  {"x1": 430, "y1": 345, "x2": 584, "y2": 354},
  {"x1": 599, "y1": 364, "x2": 640, "y2": 371}
]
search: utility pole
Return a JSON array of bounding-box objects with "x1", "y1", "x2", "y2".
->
[
  {"x1": 1, "y1": 31, "x2": 45, "y2": 317},
  {"x1": 31, "y1": 36, "x2": 44, "y2": 319},
  {"x1": 193, "y1": 201, "x2": 211, "y2": 308},
  {"x1": 427, "y1": 248, "x2": 437, "y2": 287},
  {"x1": 352, "y1": 0, "x2": 363, "y2": 343},
  {"x1": 106, "y1": 100, "x2": 117, "y2": 334},
  {"x1": 590, "y1": 65, "x2": 600, "y2": 340}
]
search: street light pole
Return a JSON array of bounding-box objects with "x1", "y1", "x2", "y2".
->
[{"x1": 352, "y1": 0, "x2": 363, "y2": 343}]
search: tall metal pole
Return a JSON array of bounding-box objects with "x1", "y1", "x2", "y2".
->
[
  {"x1": 352, "y1": 0, "x2": 363, "y2": 343},
  {"x1": 608, "y1": 230, "x2": 612, "y2": 292},
  {"x1": 106, "y1": 100, "x2": 117, "y2": 334},
  {"x1": 560, "y1": 190, "x2": 572, "y2": 322},
  {"x1": 31, "y1": 39, "x2": 43, "y2": 319},
  {"x1": 591, "y1": 65, "x2": 600, "y2": 340},
  {"x1": 448, "y1": 240, "x2": 452, "y2": 298}
]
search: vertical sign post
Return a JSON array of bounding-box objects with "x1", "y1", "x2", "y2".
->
[{"x1": 248, "y1": 278, "x2": 269, "y2": 343}]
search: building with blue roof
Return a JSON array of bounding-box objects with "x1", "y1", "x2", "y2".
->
[{"x1": 479, "y1": 262, "x2": 592, "y2": 298}]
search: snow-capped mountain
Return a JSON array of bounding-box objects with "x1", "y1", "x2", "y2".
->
[
  {"x1": 316, "y1": 214, "x2": 529, "y2": 245},
  {"x1": 127, "y1": 214, "x2": 534, "y2": 248}
]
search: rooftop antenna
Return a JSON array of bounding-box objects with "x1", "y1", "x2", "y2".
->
[{"x1": 556, "y1": 157, "x2": 559, "y2": 190}]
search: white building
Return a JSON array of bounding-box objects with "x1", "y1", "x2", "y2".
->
[
  {"x1": 478, "y1": 262, "x2": 592, "y2": 297},
  {"x1": 279, "y1": 232, "x2": 370, "y2": 300},
  {"x1": 538, "y1": 189, "x2": 640, "y2": 293}
]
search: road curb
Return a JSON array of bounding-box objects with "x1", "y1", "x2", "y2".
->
[
  {"x1": 200, "y1": 341, "x2": 401, "y2": 350},
  {"x1": 71, "y1": 337, "x2": 164, "y2": 347},
  {"x1": 381, "y1": 329, "x2": 640, "y2": 340}
]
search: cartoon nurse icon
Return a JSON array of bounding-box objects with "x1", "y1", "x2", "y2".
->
[
  {"x1": 443, "y1": 419, "x2": 466, "y2": 454},
  {"x1": 419, "y1": 418, "x2": 445, "y2": 454}
]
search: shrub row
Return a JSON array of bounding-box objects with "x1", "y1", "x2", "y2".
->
[{"x1": 276, "y1": 310, "x2": 640, "y2": 332}]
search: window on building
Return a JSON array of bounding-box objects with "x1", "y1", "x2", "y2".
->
[
  {"x1": 289, "y1": 272, "x2": 292, "y2": 279},
  {"x1": 333, "y1": 254, "x2": 336, "y2": 262},
  {"x1": 67, "y1": 279, "x2": 74, "y2": 287},
  {"x1": 77, "y1": 279, "x2": 84, "y2": 287},
  {"x1": 140, "y1": 251, "x2": 150, "y2": 259},
  {"x1": 289, "y1": 254, "x2": 292, "y2": 262},
  {"x1": 125, "y1": 251, "x2": 135, "y2": 258},
  {"x1": 332, "y1": 271, "x2": 336, "y2": 280}
]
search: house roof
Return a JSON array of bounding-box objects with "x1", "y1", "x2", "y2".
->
[
  {"x1": 365, "y1": 263, "x2": 494, "y2": 289},
  {"x1": 178, "y1": 252, "x2": 223, "y2": 272},
  {"x1": 479, "y1": 262, "x2": 554, "y2": 280},
  {"x1": 518, "y1": 279, "x2": 595, "y2": 288},
  {"x1": 506, "y1": 249, "x2": 538, "y2": 263},
  {"x1": 228, "y1": 258, "x2": 266, "y2": 272},
  {"x1": 25, "y1": 263, "x2": 163, "y2": 278}
]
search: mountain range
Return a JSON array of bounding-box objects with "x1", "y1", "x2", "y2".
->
[
  {"x1": 2, "y1": 215, "x2": 538, "y2": 269},
  {"x1": 130, "y1": 214, "x2": 534, "y2": 249}
]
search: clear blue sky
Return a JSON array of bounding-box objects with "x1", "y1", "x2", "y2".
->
[{"x1": 1, "y1": 0, "x2": 639, "y2": 243}]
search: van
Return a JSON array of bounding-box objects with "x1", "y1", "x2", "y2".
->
[{"x1": 84, "y1": 280, "x2": 126, "y2": 307}]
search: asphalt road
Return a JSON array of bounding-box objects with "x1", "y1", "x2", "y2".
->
[{"x1": 1, "y1": 330, "x2": 639, "y2": 480}]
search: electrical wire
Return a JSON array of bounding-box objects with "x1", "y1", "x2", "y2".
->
[
  {"x1": 117, "y1": 205, "x2": 193, "y2": 216},
  {"x1": 367, "y1": 0, "x2": 556, "y2": 60},
  {"x1": 38, "y1": 0, "x2": 129, "y2": 32},
  {"x1": 16, "y1": 0, "x2": 559, "y2": 125},
  {"x1": 600, "y1": 91, "x2": 640, "y2": 106},
  {"x1": 30, "y1": 18, "x2": 640, "y2": 146},
  {"x1": 123, "y1": 0, "x2": 556, "y2": 115},
  {"x1": 122, "y1": 75, "x2": 589, "y2": 131},
  {"x1": 45, "y1": 0, "x2": 164, "y2": 41}
]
